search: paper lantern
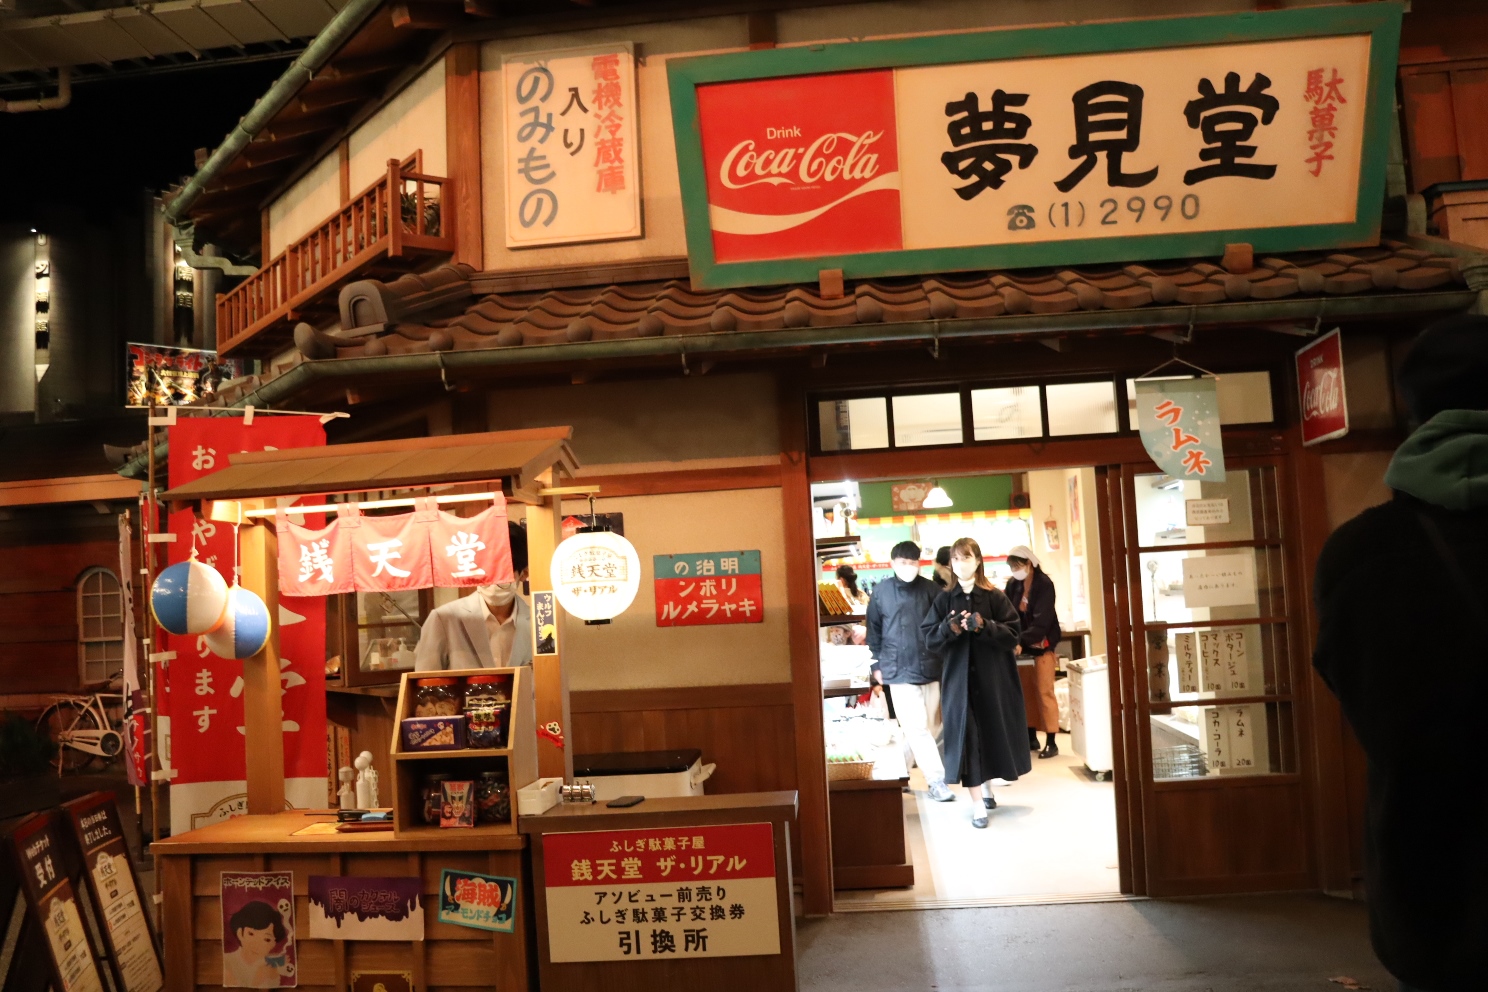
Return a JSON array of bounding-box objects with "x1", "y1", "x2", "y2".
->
[
  {"x1": 150, "y1": 559, "x2": 228, "y2": 635},
  {"x1": 204, "y1": 586, "x2": 272, "y2": 660},
  {"x1": 550, "y1": 529, "x2": 641, "y2": 622}
]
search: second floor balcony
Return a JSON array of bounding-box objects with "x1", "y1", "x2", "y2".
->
[{"x1": 216, "y1": 157, "x2": 453, "y2": 358}]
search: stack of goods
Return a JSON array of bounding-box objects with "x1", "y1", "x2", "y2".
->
[
  {"x1": 401, "y1": 674, "x2": 515, "y2": 828},
  {"x1": 825, "y1": 746, "x2": 874, "y2": 782},
  {"x1": 819, "y1": 583, "x2": 855, "y2": 617}
]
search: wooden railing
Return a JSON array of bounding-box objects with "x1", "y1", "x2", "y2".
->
[{"x1": 217, "y1": 157, "x2": 453, "y2": 355}]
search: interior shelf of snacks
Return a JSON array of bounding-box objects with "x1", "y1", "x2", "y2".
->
[
  {"x1": 391, "y1": 666, "x2": 538, "y2": 835},
  {"x1": 149, "y1": 428, "x2": 580, "y2": 992}
]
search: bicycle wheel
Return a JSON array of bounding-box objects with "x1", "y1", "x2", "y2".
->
[{"x1": 37, "y1": 700, "x2": 103, "y2": 774}]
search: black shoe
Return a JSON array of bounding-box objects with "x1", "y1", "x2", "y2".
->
[
  {"x1": 1039, "y1": 741, "x2": 1059, "y2": 759},
  {"x1": 982, "y1": 794, "x2": 996, "y2": 810},
  {"x1": 971, "y1": 811, "x2": 989, "y2": 829}
]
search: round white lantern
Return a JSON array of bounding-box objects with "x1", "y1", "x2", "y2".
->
[{"x1": 549, "y1": 529, "x2": 641, "y2": 623}]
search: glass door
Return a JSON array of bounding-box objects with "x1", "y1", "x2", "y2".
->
[{"x1": 1100, "y1": 457, "x2": 1313, "y2": 896}]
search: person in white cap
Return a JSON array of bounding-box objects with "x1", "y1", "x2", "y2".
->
[{"x1": 1004, "y1": 545, "x2": 1062, "y2": 758}]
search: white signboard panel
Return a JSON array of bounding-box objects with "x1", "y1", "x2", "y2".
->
[{"x1": 1182, "y1": 553, "x2": 1258, "y2": 609}]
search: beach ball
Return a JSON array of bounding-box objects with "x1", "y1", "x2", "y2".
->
[
  {"x1": 205, "y1": 586, "x2": 272, "y2": 660},
  {"x1": 150, "y1": 559, "x2": 228, "y2": 635}
]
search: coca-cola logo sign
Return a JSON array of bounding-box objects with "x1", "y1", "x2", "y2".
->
[
  {"x1": 1296, "y1": 328, "x2": 1349, "y2": 445},
  {"x1": 696, "y1": 70, "x2": 902, "y2": 264}
]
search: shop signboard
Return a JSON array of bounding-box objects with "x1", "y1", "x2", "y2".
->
[
  {"x1": 541, "y1": 822, "x2": 780, "y2": 962},
  {"x1": 7, "y1": 811, "x2": 107, "y2": 992},
  {"x1": 668, "y1": 5, "x2": 1399, "y2": 289},
  {"x1": 653, "y1": 550, "x2": 764, "y2": 627},
  {"x1": 437, "y1": 869, "x2": 518, "y2": 933},
  {"x1": 61, "y1": 793, "x2": 163, "y2": 992},
  {"x1": 162, "y1": 416, "x2": 329, "y2": 838},
  {"x1": 1134, "y1": 377, "x2": 1227, "y2": 482},
  {"x1": 1181, "y1": 553, "x2": 1257, "y2": 610},
  {"x1": 126, "y1": 342, "x2": 242, "y2": 407},
  {"x1": 1296, "y1": 326, "x2": 1349, "y2": 445},
  {"x1": 502, "y1": 43, "x2": 642, "y2": 248}
]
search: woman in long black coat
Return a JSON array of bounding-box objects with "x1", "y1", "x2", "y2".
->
[{"x1": 923, "y1": 537, "x2": 1032, "y2": 828}]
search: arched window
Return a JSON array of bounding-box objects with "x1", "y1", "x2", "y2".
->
[{"x1": 77, "y1": 567, "x2": 124, "y2": 685}]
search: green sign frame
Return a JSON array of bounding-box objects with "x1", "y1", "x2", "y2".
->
[{"x1": 666, "y1": 2, "x2": 1403, "y2": 290}]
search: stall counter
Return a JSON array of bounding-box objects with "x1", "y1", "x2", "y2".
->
[{"x1": 153, "y1": 811, "x2": 533, "y2": 992}]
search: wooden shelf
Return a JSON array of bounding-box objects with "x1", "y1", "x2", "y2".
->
[
  {"x1": 389, "y1": 666, "x2": 539, "y2": 838},
  {"x1": 819, "y1": 614, "x2": 862, "y2": 626},
  {"x1": 396, "y1": 746, "x2": 516, "y2": 761}
]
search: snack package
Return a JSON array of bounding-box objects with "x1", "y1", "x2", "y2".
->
[
  {"x1": 401, "y1": 715, "x2": 466, "y2": 751},
  {"x1": 441, "y1": 780, "x2": 476, "y2": 828}
]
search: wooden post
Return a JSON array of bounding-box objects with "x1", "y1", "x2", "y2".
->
[
  {"x1": 387, "y1": 158, "x2": 404, "y2": 257},
  {"x1": 238, "y1": 521, "x2": 286, "y2": 815},
  {"x1": 445, "y1": 42, "x2": 483, "y2": 268},
  {"x1": 525, "y1": 492, "x2": 573, "y2": 781}
]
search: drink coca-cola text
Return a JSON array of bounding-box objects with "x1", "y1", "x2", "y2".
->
[
  {"x1": 1302, "y1": 368, "x2": 1342, "y2": 421},
  {"x1": 719, "y1": 131, "x2": 884, "y2": 189}
]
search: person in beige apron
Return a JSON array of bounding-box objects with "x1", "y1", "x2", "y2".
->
[{"x1": 1004, "y1": 545, "x2": 1062, "y2": 759}]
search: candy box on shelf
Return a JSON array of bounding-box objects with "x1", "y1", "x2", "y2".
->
[{"x1": 401, "y1": 714, "x2": 466, "y2": 751}]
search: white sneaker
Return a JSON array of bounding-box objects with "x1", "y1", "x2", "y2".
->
[{"x1": 927, "y1": 780, "x2": 955, "y2": 802}]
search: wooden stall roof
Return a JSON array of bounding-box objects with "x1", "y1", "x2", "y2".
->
[{"x1": 159, "y1": 426, "x2": 576, "y2": 502}]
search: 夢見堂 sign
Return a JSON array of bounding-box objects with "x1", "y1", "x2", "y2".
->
[{"x1": 668, "y1": 4, "x2": 1398, "y2": 288}]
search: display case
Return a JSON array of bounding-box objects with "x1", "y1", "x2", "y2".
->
[{"x1": 389, "y1": 666, "x2": 539, "y2": 837}]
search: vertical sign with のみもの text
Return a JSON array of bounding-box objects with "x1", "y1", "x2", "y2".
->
[
  {"x1": 654, "y1": 551, "x2": 763, "y2": 627},
  {"x1": 542, "y1": 823, "x2": 780, "y2": 962},
  {"x1": 503, "y1": 44, "x2": 642, "y2": 248}
]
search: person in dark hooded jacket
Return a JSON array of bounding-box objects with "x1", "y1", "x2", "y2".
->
[{"x1": 1313, "y1": 314, "x2": 1488, "y2": 992}]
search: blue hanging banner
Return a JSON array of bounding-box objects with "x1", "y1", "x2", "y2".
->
[{"x1": 1134, "y1": 377, "x2": 1227, "y2": 482}]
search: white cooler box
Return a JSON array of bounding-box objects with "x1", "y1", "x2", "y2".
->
[
  {"x1": 572, "y1": 749, "x2": 716, "y2": 801},
  {"x1": 1067, "y1": 656, "x2": 1113, "y2": 780}
]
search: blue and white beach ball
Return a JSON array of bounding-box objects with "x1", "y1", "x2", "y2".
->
[
  {"x1": 204, "y1": 586, "x2": 272, "y2": 660},
  {"x1": 150, "y1": 559, "x2": 228, "y2": 636}
]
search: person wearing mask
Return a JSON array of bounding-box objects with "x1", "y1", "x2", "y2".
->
[
  {"x1": 867, "y1": 541, "x2": 953, "y2": 803},
  {"x1": 415, "y1": 521, "x2": 533, "y2": 669},
  {"x1": 932, "y1": 546, "x2": 955, "y2": 590},
  {"x1": 1313, "y1": 315, "x2": 1488, "y2": 992},
  {"x1": 922, "y1": 538, "x2": 1030, "y2": 828},
  {"x1": 1004, "y1": 545, "x2": 1063, "y2": 758},
  {"x1": 835, "y1": 564, "x2": 869, "y2": 612}
]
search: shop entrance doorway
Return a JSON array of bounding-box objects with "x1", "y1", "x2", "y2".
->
[{"x1": 811, "y1": 466, "x2": 1123, "y2": 909}]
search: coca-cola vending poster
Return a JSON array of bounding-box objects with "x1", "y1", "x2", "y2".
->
[
  {"x1": 1296, "y1": 327, "x2": 1349, "y2": 446},
  {"x1": 696, "y1": 70, "x2": 901, "y2": 264}
]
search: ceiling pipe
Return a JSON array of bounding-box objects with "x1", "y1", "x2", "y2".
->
[{"x1": 0, "y1": 67, "x2": 70, "y2": 113}]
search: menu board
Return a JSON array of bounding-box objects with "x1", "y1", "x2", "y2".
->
[
  {"x1": 63, "y1": 794, "x2": 163, "y2": 992},
  {"x1": 8, "y1": 811, "x2": 106, "y2": 992}
]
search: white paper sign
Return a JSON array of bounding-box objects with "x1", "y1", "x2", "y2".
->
[
  {"x1": 1225, "y1": 704, "x2": 1258, "y2": 772},
  {"x1": 1174, "y1": 632, "x2": 1200, "y2": 694},
  {"x1": 1185, "y1": 498, "x2": 1231, "y2": 526},
  {"x1": 503, "y1": 43, "x2": 642, "y2": 248},
  {"x1": 1198, "y1": 630, "x2": 1225, "y2": 692},
  {"x1": 1203, "y1": 706, "x2": 1229, "y2": 773},
  {"x1": 1182, "y1": 553, "x2": 1257, "y2": 609}
]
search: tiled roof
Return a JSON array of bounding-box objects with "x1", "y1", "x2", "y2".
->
[{"x1": 305, "y1": 240, "x2": 1468, "y2": 361}]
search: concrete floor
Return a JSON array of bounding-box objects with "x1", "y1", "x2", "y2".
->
[{"x1": 798, "y1": 893, "x2": 1394, "y2": 992}]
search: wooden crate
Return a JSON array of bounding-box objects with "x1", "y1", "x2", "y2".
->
[{"x1": 389, "y1": 666, "x2": 539, "y2": 838}]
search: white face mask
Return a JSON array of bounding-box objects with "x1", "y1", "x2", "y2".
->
[
  {"x1": 951, "y1": 559, "x2": 979, "y2": 581},
  {"x1": 892, "y1": 562, "x2": 920, "y2": 583},
  {"x1": 479, "y1": 581, "x2": 521, "y2": 608},
  {"x1": 1011, "y1": 568, "x2": 1030, "y2": 582}
]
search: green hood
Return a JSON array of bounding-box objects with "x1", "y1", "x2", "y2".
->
[{"x1": 1385, "y1": 410, "x2": 1488, "y2": 511}]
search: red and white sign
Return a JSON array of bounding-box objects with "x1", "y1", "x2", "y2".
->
[
  {"x1": 1296, "y1": 327, "x2": 1349, "y2": 445},
  {"x1": 542, "y1": 823, "x2": 780, "y2": 962},
  {"x1": 277, "y1": 500, "x2": 513, "y2": 597},
  {"x1": 697, "y1": 69, "x2": 901, "y2": 264},
  {"x1": 162, "y1": 416, "x2": 328, "y2": 837}
]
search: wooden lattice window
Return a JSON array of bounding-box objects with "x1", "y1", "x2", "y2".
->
[{"x1": 77, "y1": 567, "x2": 124, "y2": 686}]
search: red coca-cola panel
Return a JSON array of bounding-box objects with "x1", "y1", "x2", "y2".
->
[
  {"x1": 696, "y1": 69, "x2": 901, "y2": 264},
  {"x1": 1296, "y1": 327, "x2": 1349, "y2": 445}
]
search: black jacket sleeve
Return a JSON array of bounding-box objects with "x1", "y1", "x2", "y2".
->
[
  {"x1": 922, "y1": 591, "x2": 960, "y2": 654},
  {"x1": 1018, "y1": 571, "x2": 1060, "y2": 651},
  {"x1": 973, "y1": 587, "x2": 1022, "y2": 651},
  {"x1": 865, "y1": 587, "x2": 884, "y2": 661}
]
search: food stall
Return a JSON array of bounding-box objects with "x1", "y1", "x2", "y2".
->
[{"x1": 148, "y1": 426, "x2": 800, "y2": 992}]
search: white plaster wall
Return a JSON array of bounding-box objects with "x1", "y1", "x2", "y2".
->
[
  {"x1": 348, "y1": 60, "x2": 448, "y2": 192},
  {"x1": 266, "y1": 153, "x2": 341, "y2": 258}
]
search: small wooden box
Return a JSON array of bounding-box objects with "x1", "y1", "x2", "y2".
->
[{"x1": 389, "y1": 666, "x2": 538, "y2": 838}]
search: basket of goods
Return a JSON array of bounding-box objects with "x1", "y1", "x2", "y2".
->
[
  {"x1": 826, "y1": 748, "x2": 875, "y2": 782},
  {"x1": 819, "y1": 583, "x2": 854, "y2": 617}
]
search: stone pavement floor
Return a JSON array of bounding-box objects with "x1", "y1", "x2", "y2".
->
[{"x1": 798, "y1": 893, "x2": 1396, "y2": 992}]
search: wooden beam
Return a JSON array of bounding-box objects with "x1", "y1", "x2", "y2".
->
[
  {"x1": 0, "y1": 474, "x2": 139, "y2": 508},
  {"x1": 446, "y1": 42, "x2": 482, "y2": 268},
  {"x1": 391, "y1": 2, "x2": 465, "y2": 29},
  {"x1": 210, "y1": 161, "x2": 287, "y2": 194},
  {"x1": 241, "y1": 139, "x2": 317, "y2": 170},
  {"x1": 318, "y1": 52, "x2": 405, "y2": 81},
  {"x1": 260, "y1": 114, "x2": 343, "y2": 143},
  {"x1": 261, "y1": 209, "x2": 271, "y2": 262},
  {"x1": 239, "y1": 522, "x2": 286, "y2": 816},
  {"x1": 296, "y1": 80, "x2": 375, "y2": 116}
]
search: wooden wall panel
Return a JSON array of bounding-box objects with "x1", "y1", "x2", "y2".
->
[
  {"x1": 0, "y1": 534, "x2": 117, "y2": 695},
  {"x1": 1400, "y1": 70, "x2": 1460, "y2": 190},
  {"x1": 1146, "y1": 781, "x2": 1310, "y2": 895}
]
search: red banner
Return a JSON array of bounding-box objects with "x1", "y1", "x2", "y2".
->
[
  {"x1": 162, "y1": 417, "x2": 328, "y2": 820},
  {"x1": 697, "y1": 69, "x2": 901, "y2": 264},
  {"x1": 429, "y1": 503, "x2": 513, "y2": 587},
  {"x1": 345, "y1": 507, "x2": 433, "y2": 592},
  {"x1": 276, "y1": 512, "x2": 354, "y2": 598},
  {"x1": 1297, "y1": 327, "x2": 1349, "y2": 446}
]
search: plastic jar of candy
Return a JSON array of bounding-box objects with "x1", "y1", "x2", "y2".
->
[
  {"x1": 464, "y1": 675, "x2": 511, "y2": 748},
  {"x1": 413, "y1": 677, "x2": 462, "y2": 717},
  {"x1": 421, "y1": 773, "x2": 453, "y2": 825},
  {"x1": 475, "y1": 769, "x2": 511, "y2": 824}
]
